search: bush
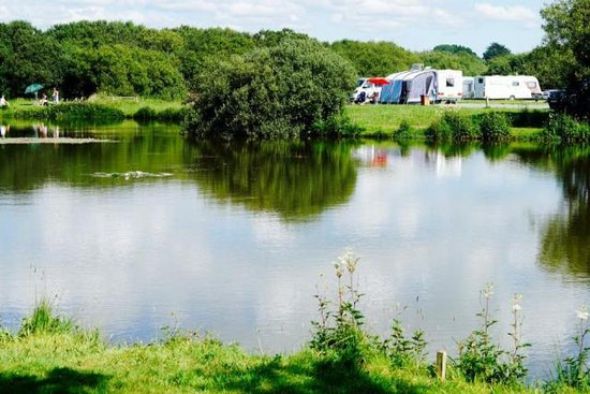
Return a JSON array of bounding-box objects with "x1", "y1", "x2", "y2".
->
[
  {"x1": 393, "y1": 120, "x2": 414, "y2": 140},
  {"x1": 19, "y1": 300, "x2": 75, "y2": 336},
  {"x1": 426, "y1": 112, "x2": 476, "y2": 142},
  {"x1": 543, "y1": 113, "x2": 590, "y2": 143},
  {"x1": 478, "y1": 112, "x2": 511, "y2": 142},
  {"x1": 506, "y1": 109, "x2": 548, "y2": 128},
  {"x1": 311, "y1": 115, "x2": 364, "y2": 138},
  {"x1": 186, "y1": 38, "x2": 357, "y2": 139}
]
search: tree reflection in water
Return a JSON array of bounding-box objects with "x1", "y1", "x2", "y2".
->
[
  {"x1": 184, "y1": 139, "x2": 359, "y2": 221},
  {"x1": 539, "y1": 151, "x2": 590, "y2": 275}
]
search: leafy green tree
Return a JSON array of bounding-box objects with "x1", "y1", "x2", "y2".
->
[
  {"x1": 521, "y1": 45, "x2": 576, "y2": 88},
  {"x1": 175, "y1": 27, "x2": 255, "y2": 84},
  {"x1": 542, "y1": 0, "x2": 590, "y2": 117},
  {"x1": 418, "y1": 51, "x2": 487, "y2": 76},
  {"x1": 433, "y1": 44, "x2": 478, "y2": 58},
  {"x1": 0, "y1": 21, "x2": 63, "y2": 97},
  {"x1": 186, "y1": 38, "x2": 356, "y2": 138},
  {"x1": 330, "y1": 40, "x2": 418, "y2": 76},
  {"x1": 483, "y1": 42, "x2": 512, "y2": 61}
]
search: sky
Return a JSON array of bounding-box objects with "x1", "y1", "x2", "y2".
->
[{"x1": 0, "y1": 0, "x2": 546, "y2": 55}]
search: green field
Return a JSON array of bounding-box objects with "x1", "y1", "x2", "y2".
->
[{"x1": 0, "y1": 98, "x2": 548, "y2": 140}]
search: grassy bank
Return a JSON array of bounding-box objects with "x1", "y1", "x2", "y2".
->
[
  {"x1": 0, "y1": 98, "x2": 551, "y2": 141},
  {"x1": 0, "y1": 305, "x2": 534, "y2": 394},
  {"x1": 344, "y1": 104, "x2": 548, "y2": 140},
  {"x1": 0, "y1": 97, "x2": 186, "y2": 123}
]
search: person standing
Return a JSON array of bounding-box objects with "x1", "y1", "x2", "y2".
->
[
  {"x1": 0, "y1": 95, "x2": 9, "y2": 107},
  {"x1": 52, "y1": 88, "x2": 59, "y2": 103}
]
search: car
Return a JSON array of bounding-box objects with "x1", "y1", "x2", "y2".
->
[{"x1": 547, "y1": 89, "x2": 566, "y2": 110}]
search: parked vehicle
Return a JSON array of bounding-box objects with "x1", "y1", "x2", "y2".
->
[
  {"x1": 473, "y1": 75, "x2": 542, "y2": 100},
  {"x1": 433, "y1": 70, "x2": 463, "y2": 103},
  {"x1": 546, "y1": 89, "x2": 566, "y2": 111},
  {"x1": 351, "y1": 78, "x2": 382, "y2": 104}
]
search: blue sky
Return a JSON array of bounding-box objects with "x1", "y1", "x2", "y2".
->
[{"x1": 0, "y1": 0, "x2": 546, "y2": 55}]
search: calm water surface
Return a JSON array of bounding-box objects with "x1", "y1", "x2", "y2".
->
[{"x1": 1, "y1": 121, "x2": 589, "y2": 379}]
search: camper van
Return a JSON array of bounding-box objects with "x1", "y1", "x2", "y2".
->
[
  {"x1": 463, "y1": 77, "x2": 475, "y2": 99},
  {"x1": 473, "y1": 76, "x2": 542, "y2": 100},
  {"x1": 433, "y1": 70, "x2": 463, "y2": 103},
  {"x1": 351, "y1": 78, "x2": 382, "y2": 103}
]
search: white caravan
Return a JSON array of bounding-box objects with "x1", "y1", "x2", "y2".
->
[
  {"x1": 473, "y1": 75, "x2": 542, "y2": 100},
  {"x1": 462, "y1": 77, "x2": 475, "y2": 99},
  {"x1": 434, "y1": 69, "x2": 463, "y2": 103}
]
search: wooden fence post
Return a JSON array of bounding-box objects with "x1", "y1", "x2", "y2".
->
[{"x1": 436, "y1": 351, "x2": 447, "y2": 382}]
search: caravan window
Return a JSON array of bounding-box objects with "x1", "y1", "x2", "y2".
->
[
  {"x1": 478, "y1": 78, "x2": 484, "y2": 84},
  {"x1": 446, "y1": 78, "x2": 455, "y2": 87},
  {"x1": 526, "y1": 81, "x2": 538, "y2": 89},
  {"x1": 512, "y1": 81, "x2": 520, "y2": 86}
]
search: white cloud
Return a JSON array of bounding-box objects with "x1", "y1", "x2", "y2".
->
[
  {"x1": 474, "y1": 3, "x2": 539, "y2": 27},
  {"x1": 0, "y1": 0, "x2": 544, "y2": 52}
]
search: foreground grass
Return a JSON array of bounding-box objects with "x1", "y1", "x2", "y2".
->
[{"x1": 0, "y1": 330, "x2": 540, "y2": 394}]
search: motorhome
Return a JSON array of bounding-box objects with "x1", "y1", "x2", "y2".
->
[
  {"x1": 351, "y1": 78, "x2": 382, "y2": 103},
  {"x1": 473, "y1": 75, "x2": 542, "y2": 100}
]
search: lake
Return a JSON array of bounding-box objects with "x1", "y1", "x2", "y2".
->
[{"x1": 1, "y1": 121, "x2": 589, "y2": 380}]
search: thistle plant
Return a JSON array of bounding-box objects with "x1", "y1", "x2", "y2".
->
[
  {"x1": 310, "y1": 250, "x2": 370, "y2": 366},
  {"x1": 455, "y1": 284, "x2": 528, "y2": 384},
  {"x1": 383, "y1": 318, "x2": 427, "y2": 367}
]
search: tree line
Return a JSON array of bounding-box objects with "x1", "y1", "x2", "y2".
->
[{"x1": 0, "y1": 17, "x2": 579, "y2": 101}]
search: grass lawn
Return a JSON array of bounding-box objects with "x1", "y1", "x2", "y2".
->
[
  {"x1": 88, "y1": 95, "x2": 184, "y2": 117},
  {"x1": 344, "y1": 104, "x2": 545, "y2": 139}
]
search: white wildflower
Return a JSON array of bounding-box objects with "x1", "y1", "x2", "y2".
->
[{"x1": 577, "y1": 306, "x2": 589, "y2": 321}]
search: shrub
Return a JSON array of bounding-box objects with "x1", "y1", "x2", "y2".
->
[
  {"x1": 19, "y1": 300, "x2": 75, "y2": 336},
  {"x1": 134, "y1": 106, "x2": 187, "y2": 122},
  {"x1": 543, "y1": 113, "x2": 590, "y2": 143},
  {"x1": 478, "y1": 112, "x2": 511, "y2": 142},
  {"x1": 311, "y1": 115, "x2": 364, "y2": 138},
  {"x1": 507, "y1": 109, "x2": 549, "y2": 128},
  {"x1": 14, "y1": 103, "x2": 125, "y2": 122},
  {"x1": 186, "y1": 38, "x2": 357, "y2": 139},
  {"x1": 393, "y1": 120, "x2": 414, "y2": 140},
  {"x1": 426, "y1": 112, "x2": 476, "y2": 142}
]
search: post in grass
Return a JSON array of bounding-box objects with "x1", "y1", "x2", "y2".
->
[{"x1": 436, "y1": 350, "x2": 447, "y2": 381}]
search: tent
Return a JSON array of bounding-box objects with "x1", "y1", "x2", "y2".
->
[
  {"x1": 379, "y1": 71, "x2": 413, "y2": 104},
  {"x1": 403, "y1": 70, "x2": 437, "y2": 104}
]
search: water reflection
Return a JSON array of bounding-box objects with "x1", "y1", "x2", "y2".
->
[
  {"x1": 0, "y1": 124, "x2": 359, "y2": 221},
  {"x1": 184, "y1": 140, "x2": 359, "y2": 221},
  {"x1": 537, "y1": 152, "x2": 590, "y2": 276}
]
